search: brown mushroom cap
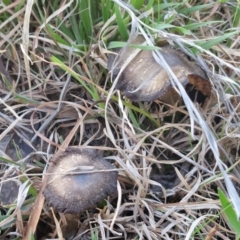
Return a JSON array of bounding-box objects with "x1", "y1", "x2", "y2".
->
[
  {"x1": 108, "y1": 36, "x2": 211, "y2": 102},
  {"x1": 43, "y1": 147, "x2": 118, "y2": 214}
]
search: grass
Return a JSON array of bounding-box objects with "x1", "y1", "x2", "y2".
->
[{"x1": 0, "y1": 0, "x2": 240, "y2": 239}]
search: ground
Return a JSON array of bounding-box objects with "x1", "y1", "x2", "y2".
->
[{"x1": 0, "y1": 1, "x2": 240, "y2": 240}]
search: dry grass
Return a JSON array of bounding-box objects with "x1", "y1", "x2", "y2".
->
[{"x1": 0, "y1": 0, "x2": 240, "y2": 239}]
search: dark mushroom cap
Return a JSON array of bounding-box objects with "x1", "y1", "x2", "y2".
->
[
  {"x1": 43, "y1": 147, "x2": 118, "y2": 214},
  {"x1": 108, "y1": 36, "x2": 211, "y2": 102}
]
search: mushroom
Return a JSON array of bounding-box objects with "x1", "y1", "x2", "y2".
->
[
  {"x1": 43, "y1": 147, "x2": 118, "y2": 214},
  {"x1": 108, "y1": 36, "x2": 211, "y2": 102}
]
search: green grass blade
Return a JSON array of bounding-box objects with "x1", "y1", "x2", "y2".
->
[
  {"x1": 179, "y1": 3, "x2": 214, "y2": 15},
  {"x1": 58, "y1": 19, "x2": 75, "y2": 41},
  {"x1": 146, "y1": 0, "x2": 154, "y2": 10},
  {"x1": 196, "y1": 30, "x2": 239, "y2": 50},
  {"x1": 91, "y1": 228, "x2": 98, "y2": 240},
  {"x1": 153, "y1": 23, "x2": 175, "y2": 30},
  {"x1": 184, "y1": 21, "x2": 222, "y2": 30},
  {"x1": 20, "y1": 176, "x2": 38, "y2": 197},
  {"x1": 50, "y1": 55, "x2": 104, "y2": 109},
  {"x1": 128, "y1": 108, "x2": 140, "y2": 129},
  {"x1": 69, "y1": 12, "x2": 83, "y2": 44},
  {"x1": 46, "y1": 24, "x2": 71, "y2": 46},
  {"x1": 101, "y1": 0, "x2": 113, "y2": 23},
  {"x1": 108, "y1": 41, "x2": 127, "y2": 48},
  {"x1": 90, "y1": 0, "x2": 99, "y2": 24},
  {"x1": 152, "y1": 2, "x2": 182, "y2": 13},
  {"x1": 233, "y1": 5, "x2": 240, "y2": 28},
  {"x1": 121, "y1": 100, "x2": 159, "y2": 128},
  {"x1": 30, "y1": 231, "x2": 35, "y2": 240},
  {"x1": 78, "y1": 0, "x2": 93, "y2": 44},
  {"x1": 108, "y1": 41, "x2": 160, "y2": 50},
  {"x1": 114, "y1": 3, "x2": 129, "y2": 41},
  {"x1": 131, "y1": 0, "x2": 144, "y2": 10},
  {"x1": 0, "y1": 156, "x2": 21, "y2": 166},
  {"x1": 51, "y1": 55, "x2": 92, "y2": 94},
  {"x1": 218, "y1": 188, "x2": 240, "y2": 238}
]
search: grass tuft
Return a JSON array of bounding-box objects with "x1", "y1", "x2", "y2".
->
[{"x1": 0, "y1": 0, "x2": 240, "y2": 239}]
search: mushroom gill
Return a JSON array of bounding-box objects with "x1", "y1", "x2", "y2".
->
[{"x1": 43, "y1": 147, "x2": 118, "y2": 214}]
